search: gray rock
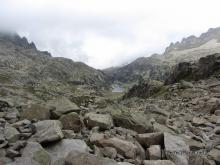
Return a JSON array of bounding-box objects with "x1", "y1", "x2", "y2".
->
[
  {"x1": 164, "y1": 132, "x2": 190, "y2": 165},
  {"x1": 4, "y1": 124, "x2": 20, "y2": 143},
  {"x1": 143, "y1": 160, "x2": 175, "y2": 165},
  {"x1": 48, "y1": 97, "x2": 81, "y2": 119},
  {"x1": 59, "y1": 112, "x2": 82, "y2": 132},
  {"x1": 102, "y1": 147, "x2": 117, "y2": 159},
  {"x1": 33, "y1": 120, "x2": 63, "y2": 144},
  {"x1": 137, "y1": 132, "x2": 164, "y2": 148},
  {"x1": 208, "y1": 148, "x2": 220, "y2": 164},
  {"x1": 20, "y1": 104, "x2": 51, "y2": 121},
  {"x1": 147, "y1": 145, "x2": 161, "y2": 160},
  {"x1": 62, "y1": 130, "x2": 76, "y2": 139},
  {"x1": 45, "y1": 139, "x2": 90, "y2": 163},
  {"x1": 96, "y1": 137, "x2": 139, "y2": 159},
  {"x1": 84, "y1": 113, "x2": 114, "y2": 130},
  {"x1": 8, "y1": 142, "x2": 51, "y2": 165},
  {"x1": 214, "y1": 110, "x2": 220, "y2": 116},
  {"x1": 65, "y1": 151, "x2": 117, "y2": 165}
]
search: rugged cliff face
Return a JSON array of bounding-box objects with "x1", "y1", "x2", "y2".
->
[
  {"x1": 104, "y1": 27, "x2": 220, "y2": 85},
  {"x1": 0, "y1": 32, "x2": 110, "y2": 103}
]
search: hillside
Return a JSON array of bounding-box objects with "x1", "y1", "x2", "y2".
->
[
  {"x1": 0, "y1": 32, "x2": 110, "y2": 104},
  {"x1": 104, "y1": 27, "x2": 220, "y2": 85}
]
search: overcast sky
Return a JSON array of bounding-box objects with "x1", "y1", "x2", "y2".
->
[{"x1": 0, "y1": 0, "x2": 220, "y2": 69}]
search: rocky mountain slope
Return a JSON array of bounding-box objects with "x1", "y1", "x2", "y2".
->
[
  {"x1": 104, "y1": 27, "x2": 220, "y2": 85},
  {"x1": 0, "y1": 31, "x2": 219, "y2": 165},
  {"x1": 0, "y1": 32, "x2": 110, "y2": 105}
]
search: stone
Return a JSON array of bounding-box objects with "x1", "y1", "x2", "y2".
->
[
  {"x1": 143, "y1": 160, "x2": 175, "y2": 165},
  {"x1": 45, "y1": 139, "x2": 90, "y2": 163},
  {"x1": 117, "y1": 163, "x2": 134, "y2": 165},
  {"x1": 59, "y1": 112, "x2": 82, "y2": 132},
  {"x1": 4, "y1": 124, "x2": 20, "y2": 143},
  {"x1": 6, "y1": 148, "x2": 20, "y2": 158},
  {"x1": 145, "y1": 104, "x2": 169, "y2": 117},
  {"x1": 98, "y1": 137, "x2": 139, "y2": 159},
  {"x1": 48, "y1": 97, "x2": 81, "y2": 119},
  {"x1": 192, "y1": 116, "x2": 207, "y2": 126},
  {"x1": 65, "y1": 151, "x2": 118, "y2": 165},
  {"x1": 90, "y1": 133, "x2": 105, "y2": 145},
  {"x1": 84, "y1": 113, "x2": 114, "y2": 130},
  {"x1": 112, "y1": 110, "x2": 153, "y2": 133},
  {"x1": 115, "y1": 127, "x2": 137, "y2": 137},
  {"x1": 214, "y1": 110, "x2": 220, "y2": 116},
  {"x1": 33, "y1": 120, "x2": 63, "y2": 144},
  {"x1": 102, "y1": 147, "x2": 117, "y2": 159},
  {"x1": 147, "y1": 145, "x2": 161, "y2": 160},
  {"x1": 164, "y1": 132, "x2": 190, "y2": 165},
  {"x1": 20, "y1": 104, "x2": 51, "y2": 121},
  {"x1": 208, "y1": 148, "x2": 220, "y2": 164},
  {"x1": 8, "y1": 142, "x2": 51, "y2": 165},
  {"x1": 137, "y1": 132, "x2": 164, "y2": 148},
  {"x1": 62, "y1": 130, "x2": 76, "y2": 139}
]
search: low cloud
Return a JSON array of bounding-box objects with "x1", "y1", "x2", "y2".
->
[{"x1": 1, "y1": 0, "x2": 220, "y2": 69}]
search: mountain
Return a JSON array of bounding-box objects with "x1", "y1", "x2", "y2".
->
[
  {"x1": 0, "y1": 31, "x2": 220, "y2": 165},
  {"x1": 0, "y1": 32, "x2": 110, "y2": 103},
  {"x1": 104, "y1": 27, "x2": 220, "y2": 84}
]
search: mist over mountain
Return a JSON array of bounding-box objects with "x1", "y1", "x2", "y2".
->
[
  {"x1": 0, "y1": 15, "x2": 220, "y2": 165},
  {"x1": 104, "y1": 27, "x2": 220, "y2": 85}
]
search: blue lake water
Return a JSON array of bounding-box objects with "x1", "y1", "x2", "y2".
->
[{"x1": 112, "y1": 85, "x2": 124, "y2": 93}]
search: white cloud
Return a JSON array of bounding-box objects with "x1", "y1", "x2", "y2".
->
[{"x1": 0, "y1": 0, "x2": 220, "y2": 69}]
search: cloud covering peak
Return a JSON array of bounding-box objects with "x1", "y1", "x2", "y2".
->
[{"x1": 1, "y1": 0, "x2": 220, "y2": 69}]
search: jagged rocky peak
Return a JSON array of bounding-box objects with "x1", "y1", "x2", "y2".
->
[
  {"x1": 164, "y1": 27, "x2": 220, "y2": 54},
  {"x1": 0, "y1": 31, "x2": 36, "y2": 49}
]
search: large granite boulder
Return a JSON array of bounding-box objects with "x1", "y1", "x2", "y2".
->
[
  {"x1": 20, "y1": 104, "x2": 51, "y2": 121},
  {"x1": 45, "y1": 139, "x2": 90, "y2": 163},
  {"x1": 8, "y1": 142, "x2": 51, "y2": 165},
  {"x1": 84, "y1": 113, "x2": 114, "y2": 130},
  {"x1": 32, "y1": 120, "x2": 63, "y2": 144},
  {"x1": 111, "y1": 109, "x2": 153, "y2": 133},
  {"x1": 137, "y1": 132, "x2": 164, "y2": 148},
  {"x1": 59, "y1": 112, "x2": 82, "y2": 132},
  {"x1": 47, "y1": 97, "x2": 81, "y2": 119},
  {"x1": 64, "y1": 151, "x2": 117, "y2": 165},
  {"x1": 164, "y1": 132, "x2": 190, "y2": 165},
  {"x1": 143, "y1": 160, "x2": 175, "y2": 165},
  {"x1": 91, "y1": 135, "x2": 141, "y2": 159}
]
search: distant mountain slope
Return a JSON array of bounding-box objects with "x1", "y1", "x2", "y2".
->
[
  {"x1": 104, "y1": 27, "x2": 220, "y2": 84},
  {"x1": 0, "y1": 32, "x2": 110, "y2": 102}
]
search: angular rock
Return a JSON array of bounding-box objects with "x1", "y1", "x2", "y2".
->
[
  {"x1": 103, "y1": 147, "x2": 117, "y2": 159},
  {"x1": 65, "y1": 151, "x2": 117, "y2": 165},
  {"x1": 98, "y1": 137, "x2": 139, "y2": 159},
  {"x1": 192, "y1": 116, "x2": 207, "y2": 126},
  {"x1": 8, "y1": 142, "x2": 51, "y2": 165},
  {"x1": 45, "y1": 139, "x2": 90, "y2": 163},
  {"x1": 117, "y1": 163, "x2": 134, "y2": 165},
  {"x1": 33, "y1": 120, "x2": 63, "y2": 144},
  {"x1": 143, "y1": 160, "x2": 175, "y2": 165},
  {"x1": 20, "y1": 104, "x2": 51, "y2": 121},
  {"x1": 4, "y1": 124, "x2": 20, "y2": 143},
  {"x1": 215, "y1": 110, "x2": 220, "y2": 116},
  {"x1": 164, "y1": 132, "x2": 190, "y2": 165},
  {"x1": 48, "y1": 97, "x2": 81, "y2": 119},
  {"x1": 84, "y1": 113, "x2": 114, "y2": 130},
  {"x1": 147, "y1": 145, "x2": 161, "y2": 160},
  {"x1": 208, "y1": 148, "x2": 220, "y2": 164},
  {"x1": 62, "y1": 130, "x2": 76, "y2": 139},
  {"x1": 137, "y1": 132, "x2": 164, "y2": 148},
  {"x1": 59, "y1": 112, "x2": 82, "y2": 132},
  {"x1": 89, "y1": 133, "x2": 105, "y2": 145},
  {"x1": 112, "y1": 110, "x2": 153, "y2": 133}
]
